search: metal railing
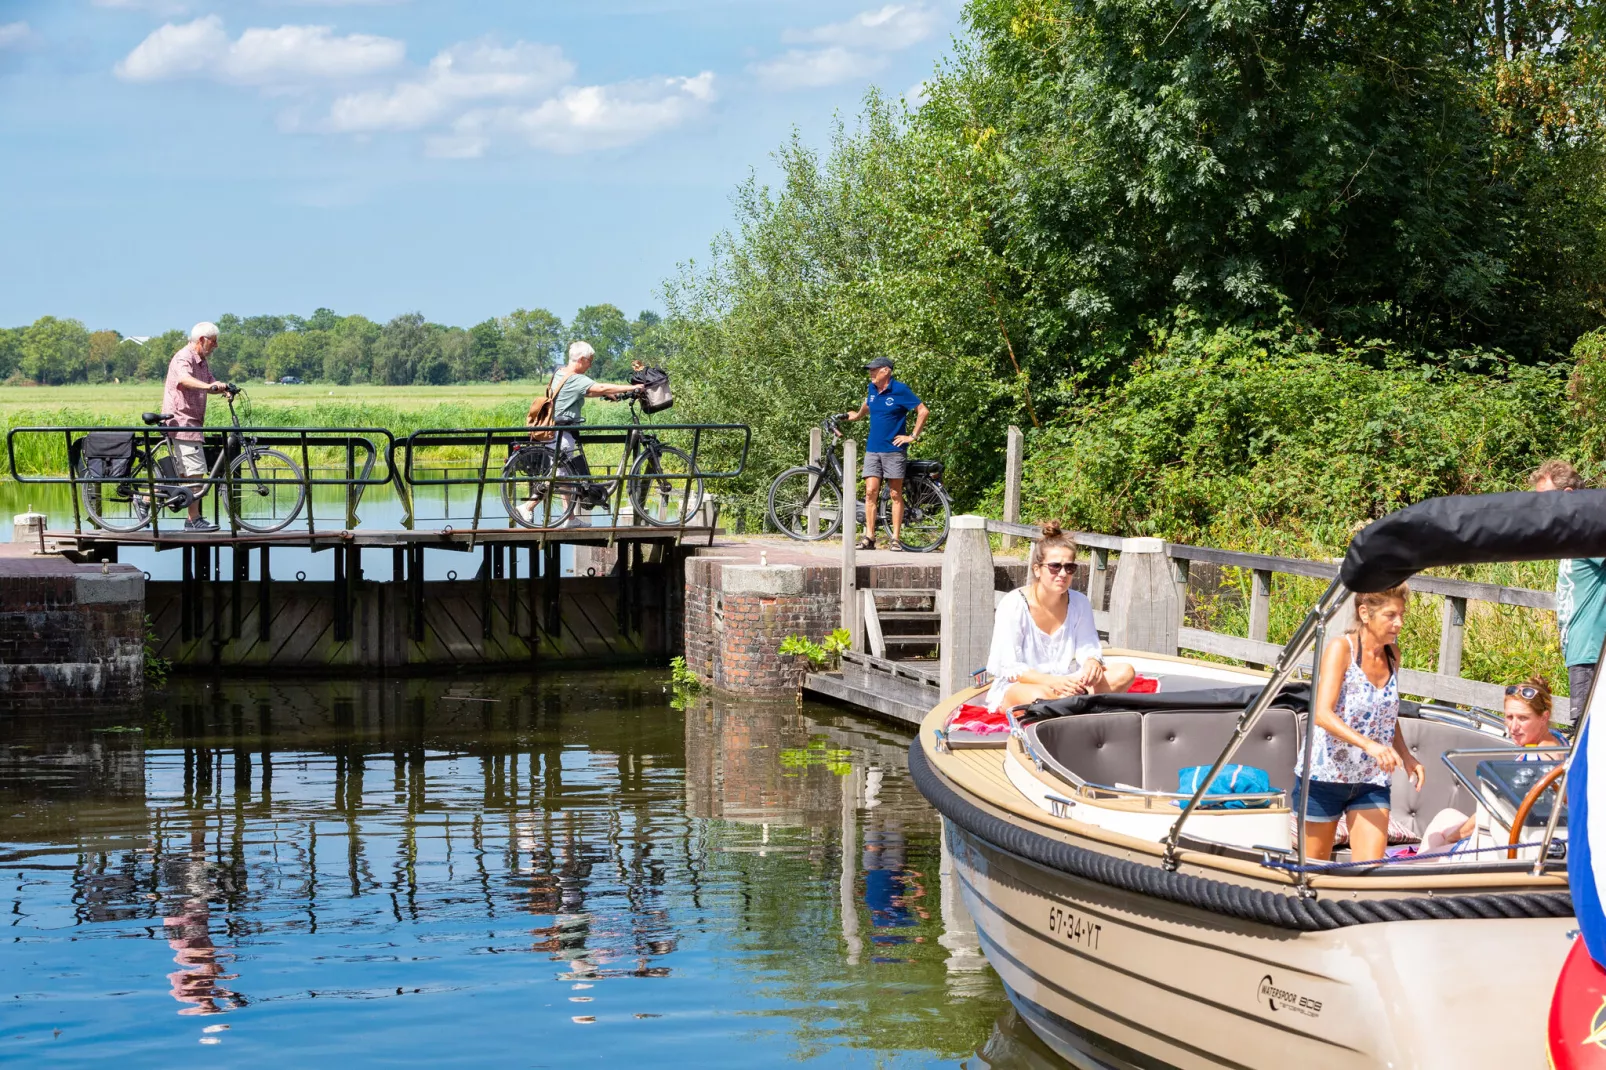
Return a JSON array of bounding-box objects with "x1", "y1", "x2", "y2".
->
[
  {"x1": 6, "y1": 424, "x2": 395, "y2": 538},
  {"x1": 395, "y1": 422, "x2": 751, "y2": 533}
]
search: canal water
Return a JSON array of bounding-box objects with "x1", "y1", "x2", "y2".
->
[{"x1": 0, "y1": 670, "x2": 1068, "y2": 1067}]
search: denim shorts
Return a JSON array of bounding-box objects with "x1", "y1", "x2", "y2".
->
[
  {"x1": 1296, "y1": 778, "x2": 1391, "y2": 823},
  {"x1": 862, "y1": 451, "x2": 907, "y2": 480}
]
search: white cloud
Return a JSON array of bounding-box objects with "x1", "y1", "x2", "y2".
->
[
  {"x1": 436, "y1": 71, "x2": 716, "y2": 156},
  {"x1": 0, "y1": 21, "x2": 34, "y2": 49},
  {"x1": 115, "y1": 15, "x2": 405, "y2": 86},
  {"x1": 782, "y1": 5, "x2": 939, "y2": 51},
  {"x1": 328, "y1": 38, "x2": 573, "y2": 132},
  {"x1": 749, "y1": 46, "x2": 880, "y2": 90}
]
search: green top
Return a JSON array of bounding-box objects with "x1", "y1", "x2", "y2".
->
[
  {"x1": 1558, "y1": 557, "x2": 1606, "y2": 666},
  {"x1": 549, "y1": 370, "x2": 596, "y2": 424}
]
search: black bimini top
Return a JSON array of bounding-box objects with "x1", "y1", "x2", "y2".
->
[
  {"x1": 1025, "y1": 682, "x2": 1313, "y2": 721},
  {"x1": 1340, "y1": 490, "x2": 1606, "y2": 593}
]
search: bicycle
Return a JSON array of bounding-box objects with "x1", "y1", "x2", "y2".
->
[
  {"x1": 766, "y1": 414, "x2": 951, "y2": 552},
  {"x1": 501, "y1": 389, "x2": 705, "y2": 529},
  {"x1": 72, "y1": 385, "x2": 308, "y2": 534}
]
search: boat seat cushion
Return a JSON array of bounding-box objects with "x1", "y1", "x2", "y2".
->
[
  {"x1": 1032, "y1": 712, "x2": 1142, "y2": 788},
  {"x1": 1140, "y1": 708, "x2": 1300, "y2": 794},
  {"x1": 1390, "y1": 718, "x2": 1512, "y2": 838}
]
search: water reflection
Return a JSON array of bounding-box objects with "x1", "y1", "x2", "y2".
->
[{"x1": 0, "y1": 672, "x2": 1059, "y2": 1067}]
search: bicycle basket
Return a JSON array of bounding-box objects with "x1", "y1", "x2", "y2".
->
[
  {"x1": 79, "y1": 432, "x2": 135, "y2": 482},
  {"x1": 629, "y1": 365, "x2": 673, "y2": 414}
]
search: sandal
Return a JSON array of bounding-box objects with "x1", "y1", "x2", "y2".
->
[{"x1": 857, "y1": 536, "x2": 877, "y2": 550}]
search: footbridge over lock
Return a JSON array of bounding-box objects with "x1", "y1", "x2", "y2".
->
[{"x1": 5, "y1": 417, "x2": 750, "y2": 676}]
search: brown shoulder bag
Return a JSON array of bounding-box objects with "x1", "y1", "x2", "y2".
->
[{"x1": 527, "y1": 370, "x2": 575, "y2": 443}]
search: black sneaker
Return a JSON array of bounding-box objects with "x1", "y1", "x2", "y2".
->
[{"x1": 184, "y1": 518, "x2": 219, "y2": 533}]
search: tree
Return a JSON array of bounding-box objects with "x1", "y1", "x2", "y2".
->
[
  {"x1": 307, "y1": 307, "x2": 341, "y2": 332},
  {"x1": 499, "y1": 307, "x2": 564, "y2": 379},
  {"x1": 373, "y1": 313, "x2": 435, "y2": 385},
  {"x1": 468, "y1": 319, "x2": 504, "y2": 381},
  {"x1": 20, "y1": 317, "x2": 91, "y2": 384},
  {"x1": 326, "y1": 315, "x2": 380, "y2": 384},
  {"x1": 0, "y1": 328, "x2": 22, "y2": 381},
  {"x1": 86, "y1": 330, "x2": 120, "y2": 383},
  {"x1": 570, "y1": 304, "x2": 633, "y2": 380},
  {"x1": 265, "y1": 332, "x2": 307, "y2": 381}
]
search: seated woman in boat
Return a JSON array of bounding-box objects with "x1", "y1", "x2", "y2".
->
[
  {"x1": 984, "y1": 521, "x2": 1135, "y2": 711},
  {"x1": 1299, "y1": 586, "x2": 1426, "y2": 863},
  {"x1": 1418, "y1": 675, "x2": 1569, "y2": 855}
]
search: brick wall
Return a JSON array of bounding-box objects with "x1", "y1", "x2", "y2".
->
[{"x1": 0, "y1": 560, "x2": 145, "y2": 713}]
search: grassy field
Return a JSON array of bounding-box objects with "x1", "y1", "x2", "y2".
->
[{"x1": 0, "y1": 381, "x2": 538, "y2": 418}]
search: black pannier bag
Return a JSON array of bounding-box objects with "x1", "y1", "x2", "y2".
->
[
  {"x1": 79, "y1": 431, "x2": 135, "y2": 483},
  {"x1": 629, "y1": 364, "x2": 673, "y2": 414}
]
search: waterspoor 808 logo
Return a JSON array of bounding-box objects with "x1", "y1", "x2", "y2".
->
[{"x1": 1258, "y1": 975, "x2": 1322, "y2": 1018}]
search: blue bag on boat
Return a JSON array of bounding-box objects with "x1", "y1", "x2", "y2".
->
[{"x1": 1175, "y1": 764, "x2": 1274, "y2": 809}]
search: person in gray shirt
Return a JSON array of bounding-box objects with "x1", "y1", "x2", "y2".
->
[{"x1": 517, "y1": 341, "x2": 639, "y2": 524}]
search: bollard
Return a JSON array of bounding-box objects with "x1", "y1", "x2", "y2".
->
[
  {"x1": 13, "y1": 510, "x2": 46, "y2": 553},
  {"x1": 1107, "y1": 537, "x2": 1180, "y2": 654},
  {"x1": 939, "y1": 515, "x2": 994, "y2": 695},
  {"x1": 808, "y1": 426, "x2": 823, "y2": 537}
]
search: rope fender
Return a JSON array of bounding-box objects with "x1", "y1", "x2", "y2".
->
[{"x1": 907, "y1": 741, "x2": 1575, "y2": 931}]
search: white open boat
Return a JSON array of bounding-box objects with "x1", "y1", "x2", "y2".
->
[{"x1": 912, "y1": 492, "x2": 1594, "y2": 1069}]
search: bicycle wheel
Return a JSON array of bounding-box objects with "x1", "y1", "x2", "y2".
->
[
  {"x1": 889, "y1": 476, "x2": 950, "y2": 552},
  {"x1": 502, "y1": 448, "x2": 580, "y2": 528},
  {"x1": 629, "y1": 446, "x2": 705, "y2": 527},
  {"x1": 228, "y1": 448, "x2": 307, "y2": 533},
  {"x1": 767, "y1": 466, "x2": 842, "y2": 541},
  {"x1": 77, "y1": 452, "x2": 154, "y2": 533}
]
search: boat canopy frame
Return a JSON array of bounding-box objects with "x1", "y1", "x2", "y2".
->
[{"x1": 1161, "y1": 490, "x2": 1606, "y2": 887}]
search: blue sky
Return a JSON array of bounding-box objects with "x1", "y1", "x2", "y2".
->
[{"x1": 0, "y1": 0, "x2": 962, "y2": 334}]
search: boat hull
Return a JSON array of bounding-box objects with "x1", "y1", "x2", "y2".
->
[{"x1": 947, "y1": 819, "x2": 1570, "y2": 1070}]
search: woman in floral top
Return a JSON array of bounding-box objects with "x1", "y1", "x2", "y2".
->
[{"x1": 1298, "y1": 585, "x2": 1425, "y2": 862}]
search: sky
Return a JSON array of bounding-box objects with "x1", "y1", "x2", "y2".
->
[{"x1": 0, "y1": 0, "x2": 963, "y2": 335}]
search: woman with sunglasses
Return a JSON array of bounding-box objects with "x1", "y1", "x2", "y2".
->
[
  {"x1": 983, "y1": 521, "x2": 1136, "y2": 711},
  {"x1": 1419, "y1": 676, "x2": 1568, "y2": 855}
]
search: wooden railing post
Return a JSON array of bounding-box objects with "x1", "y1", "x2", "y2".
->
[
  {"x1": 1248, "y1": 569, "x2": 1272, "y2": 643},
  {"x1": 1109, "y1": 538, "x2": 1180, "y2": 654},
  {"x1": 939, "y1": 515, "x2": 994, "y2": 694},
  {"x1": 807, "y1": 426, "x2": 823, "y2": 537},
  {"x1": 1088, "y1": 547, "x2": 1109, "y2": 611},
  {"x1": 1438, "y1": 595, "x2": 1467, "y2": 678},
  {"x1": 1001, "y1": 425, "x2": 1024, "y2": 552},
  {"x1": 841, "y1": 438, "x2": 860, "y2": 648},
  {"x1": 1173, "y1": 556, "x2": 1190, "y2": 631}
]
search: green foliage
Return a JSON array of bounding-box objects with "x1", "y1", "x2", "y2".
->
[
  {"x1": 778, "y1": 629, "x2": 852, "y2": 672},
  {"x1": 778, "y1": 736, "x2": 854, "y2": 777},
  {"x1": 1017, "y1": 325, "x2": 1573, "y2": 549},
  {"x1": 668, "y1": 655, "x2": 702, "y2": 709},
  {"x1": 142, "y1": 613, "x2": 170, "y2": 686}
]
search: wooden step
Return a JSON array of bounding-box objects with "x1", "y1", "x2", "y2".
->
[{"x1": 877, "y1": 610, "x2": 940, "y2": 621}]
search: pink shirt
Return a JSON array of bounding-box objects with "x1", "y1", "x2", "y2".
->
[{"x1": 162, "y1": 343, "x2": 214, "y2": 442}]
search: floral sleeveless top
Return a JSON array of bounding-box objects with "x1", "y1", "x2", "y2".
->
[{"x1": 1297, "y1": 634, "x2": 1400, "y2": 787}]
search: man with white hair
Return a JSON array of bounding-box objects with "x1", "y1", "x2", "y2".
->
[
  {"x1": 516, "y1": 341, "x2": 641, "y2": 525},
  {"x1": 161, "y1": 322, "x2": 232, "y2": 532}
]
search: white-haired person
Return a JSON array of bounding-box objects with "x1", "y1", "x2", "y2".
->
[
  {"x1": 161, "y1": 322, "x2": 232, "y2": 533},
  {"x1": 984, "y1": 520, "x2": 1136, "y2": 711},
  {"x1": 518, "y1": 341, "x2": 640, "y2": 525}
]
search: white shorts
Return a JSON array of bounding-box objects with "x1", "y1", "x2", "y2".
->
[{"x1": 172, "y1": 441, "x2": 208, "y2": 492}]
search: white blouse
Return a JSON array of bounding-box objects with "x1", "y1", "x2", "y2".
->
[{"x1": 984, "y1": 587, "x2": 1103, "y2": 710}]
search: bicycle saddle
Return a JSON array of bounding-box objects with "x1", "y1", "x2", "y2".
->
[{"x1": 141, "y1": 412, "x2": 170, "y2": 425}]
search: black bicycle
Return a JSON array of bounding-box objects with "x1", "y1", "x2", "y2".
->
[
  {"x1": 501, "y1": 390, "x2": 705, "y2": 528},
  {"x1": 72, "y1": 385, "x2": 307, "y2": 534},
  {"x1": 766, "y1": 414, "x2": 950, "y2": 551}
]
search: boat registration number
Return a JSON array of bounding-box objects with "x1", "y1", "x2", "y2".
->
[{"x1": 1046, "y1": 904, "x2": 1101, "y2": 952}]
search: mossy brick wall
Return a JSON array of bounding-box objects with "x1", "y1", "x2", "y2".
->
[{"x1": 0, "y1": 560, "x2": 144, "y2": 713}]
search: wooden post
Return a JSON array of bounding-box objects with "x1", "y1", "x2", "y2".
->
[
  {"x1": 1248, "y1": 569, "x2": 1272, "y2": 643},
  {"x1": 939, "y1": 515, "x2": 994, "y2": 694},
  {"x1": 808, "y1": 426, "x2": 823, "y2": 537},
  {"x1": 841, "y1": 438, "x2": 859, "y2": 647},
  {"x1": 1088, "y1": 548, "x2": 1109, "y2": 612},
  {"x1": 1108, "y1": 537, "x2": 1180, "y2": 654},
  {"x1": 1438, "y1": 595, "x2": 1467, "y2": 678},
  {"x1": 1173, "y1": 556, "x2": 1190, "y2": 631},
  {"x1": 1001, "y1": 425, "x2": 1024, "y2": 552},
  {"x1": 861, "y1": 589, "x2": 887, "y2": 659}
]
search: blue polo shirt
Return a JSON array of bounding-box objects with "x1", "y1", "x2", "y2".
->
[{"x1": 866, "y1": 379, "x2": 921, "y2": 453}]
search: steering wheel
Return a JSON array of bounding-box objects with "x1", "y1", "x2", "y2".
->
[{"x1": 1507, "y1": 764, "x2": 1567, "y2": 859}]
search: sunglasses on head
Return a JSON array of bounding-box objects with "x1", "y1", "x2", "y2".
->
[
  {"x1": 1505, "y1": 685, "x2": 1542, "y2": 701},
  {"x1": 1038, "y1": 561, "x2": 1074, "y2": 575}
]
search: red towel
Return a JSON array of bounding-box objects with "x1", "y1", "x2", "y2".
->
[
  {"x1": 948, "y1": 704, "x2": 1011, "y2": 734},
  {"x1": 1128, "y1": 675, "x2": 1160, "y2": 694}
]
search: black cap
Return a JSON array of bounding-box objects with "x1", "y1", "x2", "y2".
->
[{"x1": 864, "y1": 357, "x2": 895, "y2": 371}]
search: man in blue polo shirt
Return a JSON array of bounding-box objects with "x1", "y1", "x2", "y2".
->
[{"x1": 844, "y1": 356, "x2": 929, "y2": 550}]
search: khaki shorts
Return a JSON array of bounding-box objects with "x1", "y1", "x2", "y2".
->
[{"x1": 172, "y1": 441, "x2": 208, "y2": 493}]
